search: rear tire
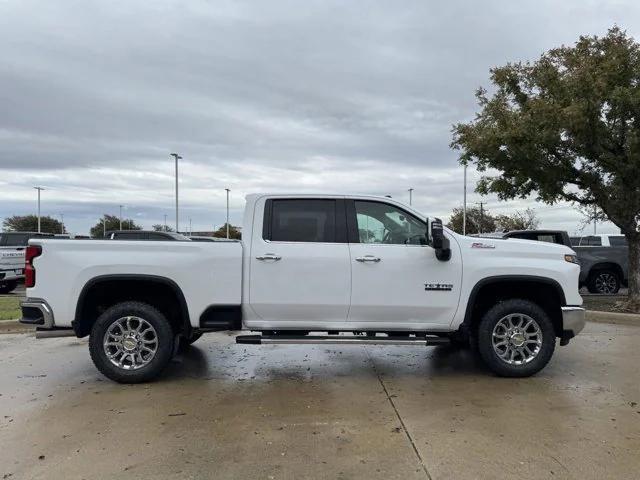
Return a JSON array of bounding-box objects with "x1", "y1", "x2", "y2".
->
[
  {"x1": 476, "y1": 299, "x2": 556, "y2": 377},
  {"x1": 0, "y1": 280, "x2": 18, "y2": 294},
  {"x1": 89, "y1": 301, "x2": 175, "y2": 383},
  {"x1": 587, "y1": 270, "x2": 620, "y2": 294}
]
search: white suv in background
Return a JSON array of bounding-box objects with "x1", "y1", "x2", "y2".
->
[
  {"x1": 570, "y1": 234, "x2": 627, "y2": 247},
  {"x1": 0, "y1": 232, "x2": 54, "y2": 293}
]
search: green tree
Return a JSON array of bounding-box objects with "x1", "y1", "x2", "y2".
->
[
  {"x1": 447, "y1": 206, "x2": 496, "y2": 235},
  {"x1": 2, "y1": 215, "x2": 65, "y2": 234},
  {"x1": 90, "y1": 215, "x2": 142, "y2": 238},
  {"x1": 212, "y1": 223, "x2": 241, "y2": 239},
  {"x1": 495, "y1": 208, "x2": 540, "y2": 232},
  {"x1": 452, "y1": 27, "x2": 640, "y2": 309}
]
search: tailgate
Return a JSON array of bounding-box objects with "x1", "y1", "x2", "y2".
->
[{"x1": 0, "y1": 247, "x2": 25, "y2": 272}]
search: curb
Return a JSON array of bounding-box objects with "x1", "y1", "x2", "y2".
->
[{"x1": 586, "y1": 310, "x2": 640, "y2": 326}]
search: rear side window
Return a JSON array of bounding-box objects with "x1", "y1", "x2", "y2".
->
[
  {"x1": 147, "y1": 233, "x2": 167, "y2": 240},
  {"x1": 114, "y1": 232, "x2": 145, "y2": 240},
  {"x1": 609, "y1": 236, "x2": 627, "y2": 247},
  {"x1": 265, "y1": 199, "x2": 337, "y2": 243},
  {"x1": 582, "y1": 236, "x2": 602, "y2": 246},
  {"x1": 0, "y1": 233, "x2": 30, "y2": 246}
]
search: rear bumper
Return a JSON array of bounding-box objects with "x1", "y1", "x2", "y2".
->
[
  {"x1": 0, "y1": 269, "x2": 23, "y2": 282},
  {"x1": 560, "y1": 306, "x2": 585, "y2": 345},
  {"x1": 20, "y1": 298, "x2": 55, "y2": 328}
]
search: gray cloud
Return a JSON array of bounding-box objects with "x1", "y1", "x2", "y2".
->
[{"x1": 1, "y1": 0, "x2": 636, "y2": 234}]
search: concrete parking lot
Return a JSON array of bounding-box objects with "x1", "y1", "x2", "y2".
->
[{"x1": 1, "y1": 322, "x2": 638, "y2": 480}]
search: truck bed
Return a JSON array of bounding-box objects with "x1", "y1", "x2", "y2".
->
[{"x1": 27, "y1": 239, "x2": 243, "y2": 328}]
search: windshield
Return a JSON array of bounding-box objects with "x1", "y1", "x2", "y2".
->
[{"x1": 0, "y1": 233, "x2": 32, "y2": 246}]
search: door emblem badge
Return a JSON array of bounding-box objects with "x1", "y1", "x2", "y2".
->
[
  {"x1": 471, "y1": 242, "x2": 495, "y2": 249},
  {"x1": 424, "y1": 283, "x2": 453, "y2": 291}
]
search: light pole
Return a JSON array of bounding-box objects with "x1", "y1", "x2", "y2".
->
[
  {"x1": 463, "y1": 164, "x2": 467, "y2": 235},
  {"x1": 119, "y1": 205, "x2": 124, "y2": 230},
  {"x1": 170, "y1": 153, "x2": 182, "y2": 232},
  {"x1": 163, "y1": 214, "x2": 168, "y2": 232},
  {"x1": 476, "y1": 201, "x2": 485, "y2": 234},
  {"x1": 408, "y1": 188, "x2": 414, "y2": 206},
  {"x1": 189, "y1": 217, "x2": 192, "y2": 236},
  {"x1": 59, "y1": 213, "x2": 64, "y2": 234},
  {"x1": 225, "y1": 188, "x2": 230, "y2": 239},
  {"x1": 34, "y1": 187, "x2": 44, "y2": 233}
]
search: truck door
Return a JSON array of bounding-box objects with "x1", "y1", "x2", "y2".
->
[
  {"x1": 247, "y1": 197, "x2": 351, "y2": 327},
  {"x1": 346, "y1": 199, "x2": 462, "y2": 329}
]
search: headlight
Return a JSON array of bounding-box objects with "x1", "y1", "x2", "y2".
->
[{"x1": 564, "y1": 254, "x2": 580, "y2": 265}]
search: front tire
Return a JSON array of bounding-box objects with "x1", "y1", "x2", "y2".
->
[
  {"x1": 89, "y1": 301, "x2": 174, "y2": 383},
  {"x1": 476, "y1": 299, "x2": 556, "y2": 377}
]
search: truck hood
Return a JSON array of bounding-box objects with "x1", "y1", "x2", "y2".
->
[{"x1": 453, "y1": 233, "x2": 574, "y2": 258}]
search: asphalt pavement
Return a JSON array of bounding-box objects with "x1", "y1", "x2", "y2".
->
[{"x1": 0, "y1": 322, "x2": 638, "y2": 480}]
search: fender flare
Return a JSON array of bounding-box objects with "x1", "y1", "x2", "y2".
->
[
  {"x1": 73, "y1": 274, "x2": 191, "y2": 337},
  {"x1": 462, "y1": 275, "x2": 567, "y2": 327}
]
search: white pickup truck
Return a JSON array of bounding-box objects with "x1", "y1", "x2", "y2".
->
[
  {"x1": 1, "y1": 232, "x2": 54, "y2": 293},
  {"x1": 21, "y1": 194, "x2": 585, "y2": 383}
]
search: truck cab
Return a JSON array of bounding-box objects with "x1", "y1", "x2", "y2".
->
[{"x1": 242, "y1": 194, "x2": 462, "y2": 331}]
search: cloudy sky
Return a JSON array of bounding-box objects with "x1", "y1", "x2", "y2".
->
[{"x1": 0, "y1": 0, "x2": 636, "y2": 234}]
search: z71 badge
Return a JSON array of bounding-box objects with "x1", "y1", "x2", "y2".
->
[{"x1": 424, "y1": 283, "x2": 454, "y2": 291}]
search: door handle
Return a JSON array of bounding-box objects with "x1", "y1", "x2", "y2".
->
[
  {"x1": 356, "y1": 255, "x2": 381, "y2": 263},
  {"x1": 256, "y1": 253, "x2": 282, "y2": 261}
]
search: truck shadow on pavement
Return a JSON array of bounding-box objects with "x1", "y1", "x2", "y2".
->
[{"x1": 161, "y1": 342, "x2": 491, "y2": 384}]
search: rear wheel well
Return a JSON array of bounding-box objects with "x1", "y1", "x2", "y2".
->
[
  {"x1": 463, "y1": 279, "x2": 564, "y2": 339},
  {"x1": 588, "y1": 262, "x2": 625, "y2": 281},
  {"x1": 74, "y1": 277, "x2": 190, "y2": 338}
]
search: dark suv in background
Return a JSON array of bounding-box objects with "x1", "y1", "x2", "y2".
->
[{"x1": 477, "y1": 230, "x2": 628, "y2": 294}]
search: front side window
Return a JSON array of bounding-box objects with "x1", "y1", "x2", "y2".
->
[
  {"x1": 354, "y1": 201, "x2": 426, "y2": 245},
  {"x1": 609, "y1": 236, "x2": 627, "y2": 247},
  {"x1": 268, "y1": 199, "x2": 336, "y2": 243},
  {"x1": 536, "y1": 234, "x2": 556, "y2": 244}
]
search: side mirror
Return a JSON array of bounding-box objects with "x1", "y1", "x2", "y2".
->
[{"x1": 430, "y1": 218, "x2": 451, "y2": 262}]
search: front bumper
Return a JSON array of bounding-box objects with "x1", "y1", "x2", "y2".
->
[
  {"x1": 560, "y1": 306, "x2": 586, "y2": 345},
  {"x1": 20, "y1": 298, "x2": 55, "y2": 328}
]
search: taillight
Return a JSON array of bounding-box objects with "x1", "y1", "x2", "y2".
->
[{"x1": 25, "y1": 245, "x2": 42, "y2": 288}]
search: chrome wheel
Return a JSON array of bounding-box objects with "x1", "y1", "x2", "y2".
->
[
  {"x1": 103, "y1": 316, "x2": 158, "y2": 370},
  {"x1": 492, "y1": 313, "x2": 542, "y2": 365},
  {"x1": 595, "y1": 273, "x2": 617, "y2": 294}
]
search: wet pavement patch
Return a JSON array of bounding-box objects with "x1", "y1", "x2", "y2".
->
[{"x1": 0, "y1": 324, "x2": 639, "y2": 479}]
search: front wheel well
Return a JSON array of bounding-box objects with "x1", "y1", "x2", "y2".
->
[
  {"x1": 463, "y1": 279, "x2": 564, "y2": 338},
  {"x1": 74, "y1": 276, "x2": 190, "y2": 338}
]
